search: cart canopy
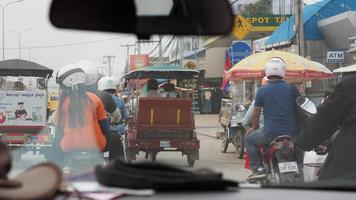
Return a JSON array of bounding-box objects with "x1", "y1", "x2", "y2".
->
[
  {"x1": 0, "y1": 59, "x2": 53, "y2": 78},
  {"x1": 124, "y1": 64, "x2": 199, "y2": 80}
]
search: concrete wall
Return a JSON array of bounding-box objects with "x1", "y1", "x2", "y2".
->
[
  {"x1": 204, "y1": 48, "x2": 227, "y2": 78},
  {"x1": 304, "y1": 40, "x2": 337, "y2": 97}
]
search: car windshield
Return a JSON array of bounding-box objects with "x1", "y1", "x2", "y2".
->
[{"x1": 2, "y1": 0, "x2": 356, "y2": 196}]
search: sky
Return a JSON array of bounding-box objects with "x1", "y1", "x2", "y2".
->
[
  {"x1": 2, "y1": 0, "x2": 147, "y2": 76},
  {"x1": 3, "y1": 0, "x2": 323, "y2": 78}
]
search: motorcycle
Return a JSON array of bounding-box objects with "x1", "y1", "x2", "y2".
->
[
  {"x1": 248, "y1": 96, "x2": 317, "y2": 184},
  {"x1": 257, "y1": 135, "x2": 303, "y2": 184},
  {"x1": 219, "y1": 100, "x2": 246, "y2": 159}
]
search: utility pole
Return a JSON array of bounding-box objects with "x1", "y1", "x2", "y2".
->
[
  {"x1": 103, "y1": 55, "x2": 115, "y2": 76},
  {"x1": 0, "y1": 0, "x2": 24, "y2": 60},
  {"x1": 295, "y1": 0, "x2": 304, "y2": 56},
  {"x1": 121, "y1": 44, "x2": 136, "y2": 73}
]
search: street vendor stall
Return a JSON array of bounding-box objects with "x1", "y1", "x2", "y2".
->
[{"x1": 226, "y1": 50, "x2": 334, "y2": 101}]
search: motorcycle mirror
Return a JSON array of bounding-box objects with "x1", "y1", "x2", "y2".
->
[
  {"x1": 235, "y1": 104, "x2": 245, "y2": 112},
  {"x1": 296, "y1": 96, "x2": 317, "y2": 114}
]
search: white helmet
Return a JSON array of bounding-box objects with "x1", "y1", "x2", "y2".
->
[
  {"x1": 265, "y1": 57, "x2": 286, "y2": 79},
  {"x1": 98, "y1": 76, "x2": 116, "y2": 91},
  {"x1": 56, "y1": 64, "x2": 86, "y2": 88},
  {"x1": 77, "y1": 60, "x2": 99, "y2": 86}
]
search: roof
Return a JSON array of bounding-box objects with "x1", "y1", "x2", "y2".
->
[
  {"x1": 183, "y1": 48, "x2": 207, "y2": 59},
  {"x1": 266, "y1": 0, "x2": 333, "y2": 45},
  {"x1": 124, "y1": 64, "x2": 199, "y2": 79},
  {"x1": 0, "y1": 59, "x2": 53, "y2": 78},
  {"x1": 333, "y1": 64, "x2": 356, "y2": 73}
]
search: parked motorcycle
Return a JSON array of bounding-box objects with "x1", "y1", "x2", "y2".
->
[{"x1": 219, "y1": 99, "x2": 246, "y2": 159}]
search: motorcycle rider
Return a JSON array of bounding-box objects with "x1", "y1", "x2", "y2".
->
[
  {"x1": 98, "y1": 76, "x2": 129, "y2": 135},
  {"x1": 54, "y1": 65, "x2": 123, "y2": 163},
  {"x1": 77, "y1": 60, "x2": 121, "y2": 123},
  {"x1": 245, "y1": 58, "x2": 300, "y2": 181},
  {"x1": 296, "y1": 72, "x2": 356, "y2": 180}
]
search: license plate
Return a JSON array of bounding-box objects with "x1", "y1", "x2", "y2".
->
[
  {"x1": 278, "y1": 162, "x2": 299, "y2": 173},
  {"x1": 160, "y1": 141, "x2": 171, "y2": 148}
]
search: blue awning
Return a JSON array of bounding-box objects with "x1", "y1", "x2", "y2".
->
[
  {"x1": 266, "y1": 0, "x2": 332, "y2": 46},
  {"x1": 183, "y1": 48, "x2": 207, "y2": 59}
]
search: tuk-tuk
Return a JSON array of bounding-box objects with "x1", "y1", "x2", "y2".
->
[
  {"x1": 0, "y1": 59, "x2": 53, "y2": 160},
  {"x1": 124, "y1": 64, "x2": 200, "y2": 167}
]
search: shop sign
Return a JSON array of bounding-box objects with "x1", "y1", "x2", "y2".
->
[
  {"x1": 129, "y1": 54, "x2": 150, "y2": 71},
  {"x1": 253, "y1": 36, "x2": 270, "y2": 52},
  {"x1": 245, "y1": 15, "x2": 290, "y2": 30},
  {"x1": 327, "y1": 51, "x2": 344, "y2": 63},
  {"x1": 232, "y1": 15, "x2": 291, "y2": 40}
]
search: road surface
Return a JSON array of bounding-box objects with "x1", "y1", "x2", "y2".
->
[{"x1": 10, "y1": 114, "x2": 250, "y2": 182}]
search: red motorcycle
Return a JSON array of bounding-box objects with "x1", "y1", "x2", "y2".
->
[{"x1": 261, "y1": 135, "x2": 303, "y2": 184}]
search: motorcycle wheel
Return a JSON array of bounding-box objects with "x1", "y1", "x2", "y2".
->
[
  {"x1": 221, "y1": 128, "x2": 229, "y2": 153},
  {"x1": 278, "y1": 172, "x2": 297, "y2": 184},
  {"x1": 234, "y1": 128, "x2": 245, "y2": 159}
]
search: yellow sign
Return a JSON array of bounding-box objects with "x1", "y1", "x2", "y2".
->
[{"x1": 233, "y1": 15, "x2": 253, "y2": 40}]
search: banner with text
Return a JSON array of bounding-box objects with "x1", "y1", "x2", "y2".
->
[{"x1": 0, "y1": 91, "x2": 47, "y2": 126}]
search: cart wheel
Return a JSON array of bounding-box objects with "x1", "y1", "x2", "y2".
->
[
  {"x1": 150, "y1": 152, "x2": 157, "y2": 162},
  {"x1": 234, "y1": 129, "x2": 245, "y2": 159},
  {"x1": 187, "y1": 155, "x2": 195, "y2": 167},
  {"x1": 220, "y1": 128, "x2": 229, "y2": 153}
]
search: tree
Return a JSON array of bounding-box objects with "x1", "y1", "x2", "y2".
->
[{"x1": 242, "y1": 0, "x2": 272, "y2": 16}]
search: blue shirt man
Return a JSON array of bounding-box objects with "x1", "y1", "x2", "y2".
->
[
  {"x1": 254, "y1": 80, "x2": 299, "y2": 137},
  {"x1": 244, "y1": 58, "x2": 300, "y2": 182}
]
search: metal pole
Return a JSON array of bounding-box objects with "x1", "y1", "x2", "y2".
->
[
  {"x1": 295, "y1": 0, "x2": 304, "y2": 56},
  {"x1": 18, "y1": 33, "x2": 21, "y2": 59},
  {"x1": 2, "y1": 8, "x2": 4, "y2": 60},
  {"x1": 1, "y1": 0, "x2": 25, "y2": 60}
]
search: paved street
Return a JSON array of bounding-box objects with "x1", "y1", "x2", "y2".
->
[
  {"x1": 10, "y1": 114, "x2": 250, "y2": 182},
  {"x1": 135, "y1": 114, "x2": 250, "y2": 182}
]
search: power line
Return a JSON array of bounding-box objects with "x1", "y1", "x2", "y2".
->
[
  {"x1": 152, "y1": 36, "x2": 176, "y2": 64},
  {"x1": 147, "y1": 35, "x2": 164, "y2": 55},
  {"x1": 17, "y1": 35, "x2": 132, "y2": 50}
]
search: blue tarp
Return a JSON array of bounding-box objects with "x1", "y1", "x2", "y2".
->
[{"x1": 266, "y1": 0, "x2": 356, "y2": 45}]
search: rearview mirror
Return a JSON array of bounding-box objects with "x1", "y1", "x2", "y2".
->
[{"x1": 49, "y1": 0, "x2": 233, "y2": 38}]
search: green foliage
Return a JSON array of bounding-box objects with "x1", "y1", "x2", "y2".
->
[{"x1": 242, "y1": 0, "x2": 272, "y2": 16}]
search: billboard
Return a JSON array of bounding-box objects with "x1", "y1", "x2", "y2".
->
[
  {"x1": 129, "y1": 54, "x2": 150, "y2": 71},
  {"x1": 0, "y1": 91, "x2": 47, "y2": 126}
]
